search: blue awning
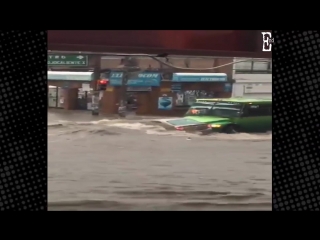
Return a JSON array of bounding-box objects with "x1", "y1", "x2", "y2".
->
[
  {"x1": 172, "y1": 73, "x2": 227, "y2": 82},
  {"x1": 109, "y1": 72, "x2": 161, "y2": 87}
]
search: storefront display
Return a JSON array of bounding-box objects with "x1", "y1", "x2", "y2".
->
[
  {"x1": 48, "y1": 86, "x2": 63, "y2": 108},
  {"x1": 175, "y1": 90, "x2": 215, "y2": 106}
]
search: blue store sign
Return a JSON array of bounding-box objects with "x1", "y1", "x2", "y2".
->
[
  {"x1": 172, "y1": 73, "x2": 227, "y2": 82},
  {"x1": 158, "y1": 96, "x2": 173, "y2": 110},
  {"x1": 224, "y1": 83, "x2": 232, "y2": 92},
  {"x1": 109, "y1": 72, "x2": 161, "y2": 87}
]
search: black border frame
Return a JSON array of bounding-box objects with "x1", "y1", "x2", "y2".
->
[
  {"x1": 0, "y1": 30, "x2": 47, "y2": 211},
  {"x1": 272, "y1": 30, "x2": 320, "y2": 211}
]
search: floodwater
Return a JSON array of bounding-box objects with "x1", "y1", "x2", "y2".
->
[{"x1": 48, "y1": 110, "x2": 272, "y2": 211}]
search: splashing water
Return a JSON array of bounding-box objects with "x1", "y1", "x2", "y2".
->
[{"x1": 48, "y1": 117, "x2": 271, "y2": 141}]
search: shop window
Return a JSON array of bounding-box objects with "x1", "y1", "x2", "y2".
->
[
  {"x1": 175, "y1": 90, "x2": 215, "y2": 107},
  {"x1": 234, "y1": 58, "x2": 271, "y2": 74},
  {"x1": 252, "y1": 61, "x2": 269, "y2": 71},
  {"x1": 234, "y1": 58, "x2": 253, "y2": 70},
  {"x1": 243, "y1": 104, "x2": 272, "y2": 117},
  {"x1": 48, "y1": 86, "x2": 58, "y2": 108}
]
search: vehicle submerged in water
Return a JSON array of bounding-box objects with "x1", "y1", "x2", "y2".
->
[{"x1": 156, "y1": 98, "x2": 272, "y2": 134}]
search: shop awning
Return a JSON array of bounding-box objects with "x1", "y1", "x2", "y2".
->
[
  {"x1": 48, "y1": 71, "x2": 94, "y2": 81},
  {"x1": 172, "y1": 73, "x2": 227, "y2": 82}
]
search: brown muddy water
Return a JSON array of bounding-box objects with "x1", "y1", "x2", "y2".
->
[{"x1": 48, "y1": 110, "x2": 272, "y2": 211}]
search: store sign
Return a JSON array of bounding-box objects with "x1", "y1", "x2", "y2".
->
[
  {"x1": 127, "y1": 87, "x2": 151, "y2": 92},
  {"x1": 224, "y1": 83, "x2": 232, "y2": 92},
  {"x1": 158, "y1": 96, "x2": 173, "y2": 110},
  {"x1": 171, "y1": 83, "x2": 182, "y2": 92},
  {"x1": 172, "y1": 73, "x2": 227, "y2": 82},
  {"x1": 48, "y1": 54, "x2": 88, "y2": 66},
  {"x1": 109, "y1": 72, "x2": 161, "y2": 87}
]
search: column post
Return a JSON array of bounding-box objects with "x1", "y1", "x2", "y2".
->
[{"x1": 90, "y1": 55, "x2": 101, "y2": 116}]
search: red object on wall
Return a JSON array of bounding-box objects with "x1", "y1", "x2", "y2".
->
[{"x1": 99, "y1": 79, "x2": 108, "y2": 84}]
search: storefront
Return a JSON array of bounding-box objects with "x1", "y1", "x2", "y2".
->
[
  {"x1": 152, "y1": 72, "x2": 233, "y2": 116},
  {"x1": 171, "y1": 72, "x2": 229, "y2": 104},
  {"x1": 101, "y1": 72, "x2": 233, "y2": 116},
  {"x1": 48, "y1": 70, "x2": 232, "y2": 115},
  {"x1": 48, "y1": 71, "x2": 95, "y2": 110},
  {"x1": 48, "y1": 85, "x2": 63, "y2": 108},
  {"x1": 100, "y1": 72, "x2": 161, "y2": 115}
]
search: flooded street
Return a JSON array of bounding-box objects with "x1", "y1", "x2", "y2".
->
[{"x1": 48, "y1": 110, "x2": 272, "y2": 211}]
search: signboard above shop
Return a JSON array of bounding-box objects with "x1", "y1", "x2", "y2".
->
[
  {"x1": 171, "y1": 83, "x2": 182, "y2": 92},
  {"x1": 109, "y1": 72, "x2": 161, "y2": 87},
  {"x1": 127, "y1": 87, "x2": 152, "y2": 92},
  {"x1": 172, "y1": 73, "x2": 227, "y2": 82},
  {"x1": 48, "y1": 54, "x2": 89, "y2": 66}
]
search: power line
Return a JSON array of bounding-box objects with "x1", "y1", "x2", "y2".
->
[{"x1": 48, "y1": 51, "x2": 271, "y2": 71}]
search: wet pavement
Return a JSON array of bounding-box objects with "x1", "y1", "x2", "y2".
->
[{"x1": 48, "y1": 109, "x2": 272, "y2": 211}]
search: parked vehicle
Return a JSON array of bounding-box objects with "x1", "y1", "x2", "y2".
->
[{"x1": 162, "y1": 98, "x2": 272, "y2": 134}]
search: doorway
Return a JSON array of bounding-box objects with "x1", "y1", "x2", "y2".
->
[
  {"x1": 126, "y1": 92, "x2": 138, "y2": 113},
  {"x1": 126, "y1": 87, "x2": 152, "y2": 115},
  {"x1": 48, "y1": 86, "x2": 63, "y2": 108},
  {"x1": 77, "y1": 89, "x2": 93, "y2": 110}
]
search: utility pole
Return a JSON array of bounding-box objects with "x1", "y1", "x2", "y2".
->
[
  {"x1": 91, "y1": 67, "x2": 101, "y2": 116},
  {"x1": 117, "y1": 57, "x2": 141, "y2": 117},
  {"x1": 117, "y1": 71, "x2": 127, "y2": 117}
]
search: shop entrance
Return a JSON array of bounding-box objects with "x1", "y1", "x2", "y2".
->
[
  {"x1": 77, "y1": 89, "x2": 93, "y2": 110},
  {"x1": 126, "y1": 87, "x2": 152, "y2": 115},
  {"x1": 126, "y1": 92, "x2": 138, "y2": 113},
  {"x1": 48, "y1": 86, "x2": 63, "y2": 108}
]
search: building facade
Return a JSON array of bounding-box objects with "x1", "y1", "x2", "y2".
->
[
  {"x1": 100, "y1": 72, "x2": 232, "y2": 116},
  {"x1": 231, "y1": 58, "x2": 272, "y2": 98},
  {"x1": 47, "y1": 56, "x2": 271, "y2": 116},
  {"x1": 48, "y1": 71, "x2": 95, "y2": 110}
]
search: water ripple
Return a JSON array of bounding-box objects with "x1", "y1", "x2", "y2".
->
[{"x1": 48, "y1": 112, "x2": 272, "y2": 211}]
